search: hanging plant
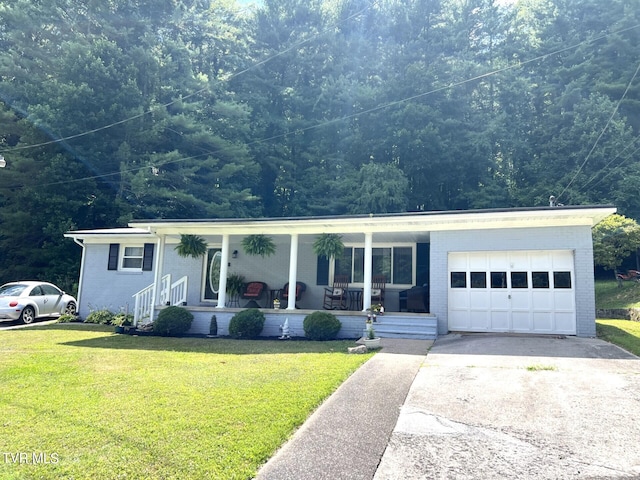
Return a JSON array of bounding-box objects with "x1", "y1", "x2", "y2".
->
[
  {"x1": 175, "y1": 234, "x2": 208, "y2": 259},
  {"x1": 241, "y1": 234, "x2": 276, "y2": 258},
  {"x1": 313, "y1": 233, "x2": 344, "y2": 260}
]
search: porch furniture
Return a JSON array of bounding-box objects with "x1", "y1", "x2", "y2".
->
[
  {"x1": 280, "y1": 282, "x2": 307, "y2": 308},
  {"x1": 348, "y1": 288, "x2": 363, "y2": 311},
  {"x1": 371, "y1": 275, "x2": 386, "y2": 306},
  {"x1": 241, "y1": 281, "x2": 268, "y2": 308},
  {"x1": 323, "y1": 275, "x2": 350, "y2": 310},
  {"x1": 399, "y1": 285, "x2": 429, "y2": 312}
]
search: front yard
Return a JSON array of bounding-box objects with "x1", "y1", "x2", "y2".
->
[{"x1": 0, "y1": 324, "x2": 372, "y2": 480}]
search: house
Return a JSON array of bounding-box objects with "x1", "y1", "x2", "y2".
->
[{"x1": 64, "y1": 205, "x2": 615, "y2": 339}]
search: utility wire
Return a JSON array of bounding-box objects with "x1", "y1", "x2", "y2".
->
[
  {"x1": 557, "y1": 59, "x2": 640, "y2": 202},
  {"x1": 0, "y1": 0, "x2": 379, "y2": 153},
  {"x1": 578, "y1": 137, "x2": 640, "y2": 192},
  {"x1": 3, "y1": 19, "x2": 640, "y2": 189}
]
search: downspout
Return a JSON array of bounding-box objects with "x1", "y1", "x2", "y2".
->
[{"x1": 72, "y1": 237, "x2": 86, "y2": 317}]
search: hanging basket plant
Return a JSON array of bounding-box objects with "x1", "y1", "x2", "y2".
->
[
  {"x1": 313, "y1": 233, "x2": 344, "y2": 260},
  {"x1": 175, "y1": 234, "x2": 208, "y2": 259},
  {"x1": 241, "y1": 234, "x2": 276, "y2": 258}
]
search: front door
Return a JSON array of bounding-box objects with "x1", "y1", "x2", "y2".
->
[{"x1": 202, "y1": 248, "x2": 222, "y2": 302}]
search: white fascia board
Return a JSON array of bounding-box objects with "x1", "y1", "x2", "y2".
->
[{"x1": 128, "y1": 206, "x2": 616, "y2": 237}]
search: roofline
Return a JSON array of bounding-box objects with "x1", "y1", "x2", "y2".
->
[{"x1": 127, "y1": 205, "x2": 616, "y2": 226}]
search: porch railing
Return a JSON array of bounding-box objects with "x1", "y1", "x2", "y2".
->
[{"x1": 132, "y1": 274, "x2": 188, "y2": 325}]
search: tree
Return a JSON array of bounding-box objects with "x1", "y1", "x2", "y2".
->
[{"x1": 592, "y1": 214, "x2": 640, "y2": 284}]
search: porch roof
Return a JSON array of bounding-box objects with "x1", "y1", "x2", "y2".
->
[{"x1": 66, "y1": 205, "x2": 616, "y2": 243}]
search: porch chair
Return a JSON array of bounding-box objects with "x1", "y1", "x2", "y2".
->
[
  {"x1": 241, "y1": 281, "x2": 268, "y2": 308},
  {"x1": 371, "y1": 274, "x2": 386, "y2": 307},
  {"x1": 323, "y1": 275, "x2": 350, "y2": 310},
  {"x1": 280, "y1": 281, "x2": 307, "y2": 309}
]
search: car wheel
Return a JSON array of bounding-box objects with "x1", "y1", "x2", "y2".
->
[
  {"x1": 20, "y1": 306, "x2": 36, "y2": 324},
  {"x1": 64, "y1": 301, "x2": 77, "y2": 316}
]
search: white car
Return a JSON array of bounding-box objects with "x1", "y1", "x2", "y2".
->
[{"x1": 0, "y1": 281, "x2": 77, "y2": 324}]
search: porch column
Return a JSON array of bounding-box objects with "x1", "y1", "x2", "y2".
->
[
  {"x1": 149, "y1": 232, "x2": 166, "y2": 325},
  {"x1": 362, "y1": 232, "x2": 373, "y2": 311},
  {"x1": 216, "y1": 234, "x2": 230, "y2": 308},
  {"x1": 287, "y1": 233, "x2": 299, "y2": 310}
]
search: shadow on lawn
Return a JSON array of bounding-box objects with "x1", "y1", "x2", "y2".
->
[{"x1": 46, "y1": 324, "x2": 359, "y2": 355}]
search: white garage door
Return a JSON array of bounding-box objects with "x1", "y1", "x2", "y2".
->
[{"x1": 448, "y1": 250, "x2": 576, "y2": 335}]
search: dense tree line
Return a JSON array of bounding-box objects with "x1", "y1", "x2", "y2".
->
[{"x1": 0, "y1": 0, "x2": 638, "y2": 289}]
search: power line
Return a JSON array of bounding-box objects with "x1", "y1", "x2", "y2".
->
[
  {"x1": 3, "y1": 16, "x2": 640, "y2": 190},
  {"x1": 0, "y1": 0, "x2": 379, "y2": 154},
  {"x1": 557, "y1": 59, "x2": 640, "y2": 202}
]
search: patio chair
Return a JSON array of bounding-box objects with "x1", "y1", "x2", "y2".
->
[
  {"x1": 371, "y1": 274, "x2": 386, "y2": 307},
  {"x1": 280, "y1": 281, "x2": 307, "y2": 308},
  {"x1": 241, "y1": 281, "x2": 268, "y2": 308},
  {"x1": 323, "y1": 275, "x2": 350, "y2": 310}
]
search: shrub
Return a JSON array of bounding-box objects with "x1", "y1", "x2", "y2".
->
[
  {"x1": 209, "y1": 315, "x2": 218, "y2": 336},
  {"x1": 57, "y1": 313, "x2": 79, "y2": 323},
  {"x1": 229, "y1": 309, "x2": 265, "y2": 338},
  {"x1": 303, "y1": 311, "x2": 342, "y2": 340},
  {"x1": 153, "y1": 306, "x2": 194, "y2": 337},
  {"x1": 112, "y1": 313, "x2": 134, "y2": 327},
  {"x1": 85, "y1": 309, "x2": 115, "y2": 324}
]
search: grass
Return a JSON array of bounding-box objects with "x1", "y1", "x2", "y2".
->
[
  {"x1": 0, "y1": 324, "x2": 372, "y2": 480},
  {"x1": 595, "y1": 279, "x2": 640, "y2": 309},
  {"x1": 525, "y1": 364, "x2": 557, "y2": 371},
  {"x1": 596, "y1": 319, "x2": 640, "y2": 357}
]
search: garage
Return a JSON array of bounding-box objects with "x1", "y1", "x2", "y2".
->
[{"x1": 448, "y1": 250, "x2": 576, "y2": 335}]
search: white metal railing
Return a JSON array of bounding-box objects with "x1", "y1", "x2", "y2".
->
[{"x1": 132, "y1": 275, "x2": 188, "y2": 325}]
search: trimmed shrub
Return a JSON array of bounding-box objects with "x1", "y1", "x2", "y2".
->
[
  {"x1": 303, "y1": 311, "x2": 342, "y2": 340},
  {"x1": 85, "y1": 309, "x2": 115, "y2": 324},
  {"x1": 229, "y1": 309, "x2": 265, "y2": 338},
  {"x1": 153, "y1": 306, "x2": 194, "y2": 337},
  {"x1": 209, "y1": 315, "x2": 218, "y2": 336}
]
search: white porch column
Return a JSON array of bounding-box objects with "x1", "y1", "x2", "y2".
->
[
  {"x1": 362, "y1": 232, "x2": 373, "y2": 311},
  {"x1": 149, "y1": 233, "x2": 166, "y2": 325},
  {"x1": 216, "y1": 234, "x2": 230, "y2": 308},
  {"x1": 287, "y1": 233, "x2": 299, "y2": 310}
]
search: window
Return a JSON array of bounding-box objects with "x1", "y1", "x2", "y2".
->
[
  {"x1": 335, "y1": 245, "x2": 414, "y2": 285},
  {"x1": 532, "y1": 272, "x2": 549, "y2": 288},
  {"x1": 451, "y1": 272, "x2": 466, "y2": 288},
  {"x1": 490, "y1": 272, "x2": 507, "y2": 288},
  {"x1": 511, "y1": 272, "x2": 528, "y2": 288},
  {"x1": 470, "y1": 272, "x2": 486, "y2": 288},
  {"x1": 554, "y1": 271, "x2": 572, "y2": 289},
  {"x1": 122, "y1": 246, "x2": 144, "y2": 270}
]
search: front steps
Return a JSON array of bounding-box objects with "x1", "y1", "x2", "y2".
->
[{"x1": 364, "y1": 314, "x2": 438, "y2": 340}]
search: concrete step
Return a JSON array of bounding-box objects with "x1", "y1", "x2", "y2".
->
[{"x1": 364, "y1": 316, "x2": 438, "y2": 340}]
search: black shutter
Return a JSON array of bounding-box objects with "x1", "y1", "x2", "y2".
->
[
  {"x1": 142, "y1": 243, "x2": 155, "y2": 271},
  {"x1": 316, "y1": 256, "x2": 329, "y2": 286},
  {"x1": 108, "y1": 244, "x2": 119, "y2": 271},
  {"x1": 416, "y1": 243, "x2": 430, "y2": 286}
]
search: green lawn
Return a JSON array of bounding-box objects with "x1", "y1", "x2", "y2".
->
[
  {"x1": 596, "y1": 319, "x2": 640, "y2": 357},
  {"x1": 0, "y1": 324, "x2": 372, "y2": 480},
  {"x1": 595, "y1": 279, "x2": 640, "y2": 309}
]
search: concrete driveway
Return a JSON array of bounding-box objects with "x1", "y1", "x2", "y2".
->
[{"x1": 375, "y1": 334, "x2": 640, "y2": 479}]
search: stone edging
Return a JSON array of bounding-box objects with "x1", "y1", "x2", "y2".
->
[{"x1": 596, "y1": 309, "x2": 640, "y2": 321}]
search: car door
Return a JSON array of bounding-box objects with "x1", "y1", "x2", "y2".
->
[
  {"x1": 28, "y1": 285, "x2": 48, "y2": 317},
  {"x1": 40, "y1": 284, "x2": 64, "y2": 316}
]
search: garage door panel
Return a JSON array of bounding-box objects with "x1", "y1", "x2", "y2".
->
[
  {"x1": 449, "y1": 310, "x2": 470, "y2": 330},
  {"x1": 533, "y1": 312, "x2": 553, "y2": 332},
  {"x1": 490, "y1": 311, "x2": 509, "y2": 331},
  {"x1": 450, "y1": 290, "x2": 469, "y2": 308},
  {"x1": 555, "y1": 313, "x2": 576, "y2": 334},
  {"x1": 512, "y1": 311, "x2": 531, "y2": 331},
  {"x1": 532, "y1": 291, "x2": 553, "y2": 309},
  {"x1": 469, "y1": 291, "x2": 489, "y2": 308},
  {"x1": 469, "y1": 311, "x2": 489, "y2": 330},
  {"x1": 553, "y1": 291, "x2": 574, "y2": 311}
]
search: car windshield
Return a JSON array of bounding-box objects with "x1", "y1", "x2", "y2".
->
[{"x1": 0, "y1": 284, "x2": 28, "y2": 296}]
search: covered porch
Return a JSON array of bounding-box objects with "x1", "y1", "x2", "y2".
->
[{"x1": 129, "y1": 215, "x2": 432, "y2": 329}]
